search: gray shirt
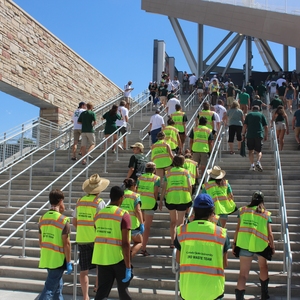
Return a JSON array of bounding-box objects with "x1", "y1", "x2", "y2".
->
[{"x1": 227, "y1": 108, "x2": 243, "y2": 126}]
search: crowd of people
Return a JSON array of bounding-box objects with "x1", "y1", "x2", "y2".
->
[{"x1": 38, "y1": 72, "x2": 300, "y2": 300}]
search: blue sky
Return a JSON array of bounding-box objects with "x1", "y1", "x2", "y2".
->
[{"x1": 1, "y1": 0, "x2": 296, "y2": 134}]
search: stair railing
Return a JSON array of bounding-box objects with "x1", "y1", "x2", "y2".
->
[
  {"x1": 0, "y1": 125, "x2": 130, "y2": 254},
  {"x1": 270, "y1": 121, "x2": 292, "y2": 300},
  {"x1": 171, "y1": 125, "x2": 225, "y2": 299}
]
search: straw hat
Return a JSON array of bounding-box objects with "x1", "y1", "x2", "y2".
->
[
  {"x1": 82, "y1": 174, "x2": 110, "y2": 194},
  {"x1": 207, "y1": 166, "x2": 226, "y2": 179}
]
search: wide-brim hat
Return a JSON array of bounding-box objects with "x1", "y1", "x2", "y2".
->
[
  {"x1": 130, "y1": 142, "x2": 144, "y2": 152},
  {"x1": 82, "y1": 174, "x2": 110, "y2": 194},
  {"x1": 207, "y1": 166, "x2": 226, "y2": 179}
]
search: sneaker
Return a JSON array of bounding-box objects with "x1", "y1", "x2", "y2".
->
[
  {"x1": 112, "y1": 149, "x2": 116, "y2": 154},
  {"x1": 255, "y1": 161, "x2": 263, "y2": 172},
  {"x1": 71, "y1": 157, "x2": 77, "y2": 161},
  {"x1": 118, "y1": 144, "x2": 124, "y2": 150},
  {"x1": 88, "y1": 155, "x2": 94, "y2": 159},
  {"x1": 249, "y1": 165, "x2": 256, "y2": 171}
]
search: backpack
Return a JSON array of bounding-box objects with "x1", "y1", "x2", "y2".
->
[{"x1": 134, "y1": 154, "x2": 149, "y2": 177}]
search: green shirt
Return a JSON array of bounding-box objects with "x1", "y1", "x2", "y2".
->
[
  {"x1": 244, "y1": 112, "x2": 267, "y2": 139},
  {"x1": 78, "y1": 110, "x2": 96, "y2": 133},
  {"x1": 239, "y1": 92, "x2": 250, "y2": 105},
  {"x1": 270, "y1": 98, "x2": 283, "y2": 110}
]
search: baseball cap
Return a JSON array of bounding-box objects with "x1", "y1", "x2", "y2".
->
[
  {"x1": 194, "y1": 194, "x2": 214, "y2": 209},
  {"x1": 130, "y1": 142, "x2": 144, "y2": 151}
]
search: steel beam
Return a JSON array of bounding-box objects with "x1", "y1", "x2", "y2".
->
[
  {"x1": 245, "y1": 36, "x2": 252, "y2": 83},
  {"x1": 197, "y1": 24, "x2": 204, "y2": 77},
  {"x1": 259, "y1": 39, "x2": 281, "y2": 71},
  {"x1": 283, "y1": 45, "x2": 289, "y2": 71}
]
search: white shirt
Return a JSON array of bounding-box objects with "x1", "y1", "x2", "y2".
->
[
  {"x1": 204, "y1": 80, "x2": 210, "y2": 88},
  {"x1": 124, "y1": 84, "x2": 132, "y2": 97},
  {"x1": 189, "y1": 75, "x2": 197, "y2": 85},
  {"x1": 268, "y1": 81, "x2": 277, "y2": 93},
  {"x1": 172, "y1": 80, "x2": 180, "y2": 90},
  {"x1": 214, "y1": 104, "x2": 227, "y2": 121},
  {"x1": 167, "y1": 81, "x2": 174, "y2": 92},
  {"x1": 116, "y1": 106, "x2": 129, "y2": 127},
  {"x1": 73, "y1": 108, "x2": 85, "y2": 130},
  {"x1": 166, "y1": 97, "x2": 181, "y2": 115},
  {"x1": 213, "y1": 112, "x2": 220, "y2": 131},
  {"x1": 150, "y1": 114, "x2": 165, "y2": 131},
  {"x1": 276, "y1": 78, "x2": 286, "y2": 87}
]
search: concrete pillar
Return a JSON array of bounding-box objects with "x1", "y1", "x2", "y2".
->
[
  {"x1": 296, "y1": 48, "x2": 300, "y2": 72},
  {"x1": 283, "y1": 45, "x2": 289, "y2": 71},
  {"x1": 168, "y1": 57, "x2": 175, "y2": 80},
  {"x1": 245, "y1": 36, "x2": 252, "y2": 83},
  {"x1": 197, "y1": 24, "x2": 204, "y2": 77},
  {"x1": 157, "y1": 41, "x2": 166, "y2": 83}
]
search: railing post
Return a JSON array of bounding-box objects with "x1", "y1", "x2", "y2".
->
[
  {"x1": 53, "y1": 148, "x2": 57, "y2": 172},
  {"x1": 2, "y1": 135, "x2": 6, "y2": 168},
  {"x1": 20, "y1": 124, "x2": 24, "y2": 157},
  {"x1": 37, "y1": 119, "x2": 41, "y2": 148},
  {"x1": 104, "y1": 140, "x2": 108, "y2": 173},
  {"x1": 73, "y1": 243, "x2": 78, "y2": 300},
  {"x1": 7, "y1": 167, "x2": 12, "y2": 208},
  {"x1": 68, "y1": 169, "x2": 73, "y2": 211},
  {"x1": 29, "y1": 154, "x2": 33, "y2": 191},
  {"x1": 20, "y1": 207, "x2": 27, "y2": 258}
]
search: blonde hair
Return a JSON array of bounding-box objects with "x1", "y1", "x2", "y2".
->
[{"x1": 231, "y1": 101, "x2": 240, "y2": 109}]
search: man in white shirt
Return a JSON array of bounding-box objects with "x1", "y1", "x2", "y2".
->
[
  {"x1": 116, "y1": 100, "x2": 129, "y2": 150},
  {"x1": 166, "y1": 96, "x2": 181, "y2": 116},
  {"x1": 268, "y1": 79, "x2": 277, "y2": 100},
  {"x1": 124, "y1": 80, "x2": 134, "y2": 110},
  {"x1": 276, "y1": 75, "x2": 286, "y2": 87},
  {"x1": 149, "y1": 109, "x2": 165, "y2": 144},
  {"x1": 214, "y1": 99, "x2": 227, "y2": 123},
  {"x1": 188, "y1": 73, "x2": 197, "y2": 94},
  {"x1": 172, "y1": 76, "x2": 180, "y2": 92},
  {"x1": 72, "y1": 101, "x2": 86, "y2": 161}
]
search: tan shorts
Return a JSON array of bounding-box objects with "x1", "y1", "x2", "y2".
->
[
  {"x1": 159, "y1": 96, "x2": 167, "y2": 104},
  {"x1": 81, "y1": 132, "x2": 95, "y2": 147},
  {"x1": 192, "y1": 152, "x2": 208, "y2": 166},
  {"x1": 73, "y1": 129, "x2": 81, "y2": 143},
  {"x1": 294, "y1": 127, "x2": 300, "y2": 136},
  {"x1": 227, "y1": 97, "x2": 234, "y2": 106},
  {"x1": 275, "y1": 122, "x2": 286, "y2": 131}
]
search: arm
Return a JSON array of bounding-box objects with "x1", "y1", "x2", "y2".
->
[
  {"x1": 39, "y1": 233, "x2": 42, "y2": 248},
  {"x1": 241, "y1": 123, "x2": 248, "y2": 140},
  {"x1": 134, "y1": 203, "x2": 144, "y2": 225},
  {"x1": 62, "y1": 233, "x2": 71, "y2": 263},
  {"x1": 127, "y1": 167, "x2": 134, "y2": 179},
  {"x1": 284, "y1": 114, "x2": 289, "y2": 134},
  {"x1": 176, "y1": 250, "x2": 181, "y2": 264},
  {"x1": 160, "y1": 182, "x2": 166, "y2": 211},
  {"x1": 223, "y1": 252, "x2": 228, "y2": 269},
  {"x1": 232, "y1": 218, "x2": 241, "y2": 257},
  {"x1": 248, "y1": 96, "x2": 250, "y2": 108},
  {"x1": 154, "y1": 185, "x2": 159, "y2": 201},
  {"x1": 264, "y1": 125, "x2": 268, "y2": 141},
  {"x1": 72, "y1": 217, "x2": 77, "y2": 228},
  {"x1": 177, "y1": 132, "x2": 182, "y2": 153},
  {"x1": 292, "y1": 116, "x2": 296, "y2": 130},
  {"x1": 121, "y1": 227, "x2": 131, "y2": 268},
  {"x1": 166, "y1": 144, "x2": 174, "y2": 160}
]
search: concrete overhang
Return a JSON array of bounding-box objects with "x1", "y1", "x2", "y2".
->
[{"x1": 142, "y1": 0, "x2": 300, "y2": 48}]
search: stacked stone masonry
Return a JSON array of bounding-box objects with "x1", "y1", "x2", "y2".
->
[{"x1": 0, "y1": 0, "x2": 122, "y2": 124}]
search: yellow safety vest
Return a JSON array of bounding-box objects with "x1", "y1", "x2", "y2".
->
[
  {"x1": 151, "y1": 140, "x2": 172, "y2": 169},
  {"x1": 137, "y1": 173, "x2": 159, "y2": 210},
  {"x1": 183, "y1": 159, "x2": 198, "y2": 185},
  {"x1": 120, "y1": 190, "x2": 140, "y2": 230},
  {"x1": 203, "y1": 180, "x2": 236, "y2": 215},
  {"x1": 192, "y1": 125, "x2": 211, "y2": 153},
  {"x1": 199, "y1": 110, "x2": 214, "y2": 130},
  {"x1": 92, "y1": 205, "x2": 128, "y2": 265},
  {"x1": 237, "y1": 206, "x2": 271, "y2": 252},
  {"x1": 165, "y1": 167, "x2": 191, "y2": 205},
  {"x1": 163, "y1": 125, "x2": 179, "y2": 150},
  {"x1": 177, "y1": 220, "x2": 226, "y2": 300},
  {"x1": 75, "y1": 194, "x2": 102, "y2": 243},
  {"x1": 171, "y1": 111, "x2": 185, "y2": 133},
  {"x1": 39, "y1": 210, "x2": 69, "y2": 269}
]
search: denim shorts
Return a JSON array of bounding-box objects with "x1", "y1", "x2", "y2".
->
[{"x1": 239, "y1": 248, "x2": 262, "y2": 257}]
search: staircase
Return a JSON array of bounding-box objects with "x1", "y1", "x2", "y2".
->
[{"x1": 0, "y1": 104, "x2": 298, "y2": 300}]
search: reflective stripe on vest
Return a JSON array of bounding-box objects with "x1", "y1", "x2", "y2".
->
[
  {"x1": 163, "y1": 126, "x2": 178, "y2": 149},
  {"x1": 177, "y1": 220, "x2": 226, "y2": 300},
  {"x1": 120, "y1": 190, "x2": 140, "y2": 229},
  {"x1": 199, "y1": 110, "x2": 214, "y2": 130},
  {"x1": 204, "y1": 180, "x2": 236, "y2": 215},
  {"x1": 192, "y1": 126, "x2": 211, "y2": 153},
  {"x1": 92, "y1": 206, "x2": 126, "y2": 265},
  {"x1": 151, "y1": 140, "x2": 172, "y2": 168},
  {"x1": 237, "y1": 206, "x2": 271, "y2": 252},
  {"x1": 39, "y1": 211, "x2": 68, "y2": 269},
  {"x1": 171, "y1": 111, "x2": 185, "y2": 132},
  {"x1": 165, "y1": 167, "x2": 191, "y2": 205},
  {"x1": 75, "y1": 194, "x2": 101, "y2": 243}
]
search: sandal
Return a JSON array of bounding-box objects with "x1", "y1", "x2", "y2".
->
[
  {"x1": 230, "y1": 151, "x2": 235, "y2": 155},
  {"x1": 141, "y1": 249, "x2": 150, "y2": 257},
  {"x1": 82, "y1": 160, "x2": 86, "y2": 165}
]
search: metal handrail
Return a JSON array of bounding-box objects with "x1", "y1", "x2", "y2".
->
[
  {"x1": 270, "y1": 121, "x2": 292, "y2": 300},
  {"x1": 0, "y1": 125, "x2": 129, "y2": 248}
]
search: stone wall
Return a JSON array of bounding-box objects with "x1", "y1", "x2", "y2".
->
[{"x1": 0, "y1": 0, "x2": 122, "y2": 124}]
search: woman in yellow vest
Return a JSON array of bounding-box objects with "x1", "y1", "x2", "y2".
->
[
  {"x1": 137, "y1": 162, "x2": 160, "y2": 256},
  {"x1": 183, "y1": 149, "x2": 199, "y2": 195},
  {"x1": 202, "y1": 165, "x2": 237, "y2": 228},
  {"x1": 161, "y1": 155, "x2": 192, "y2": 248},
  {"x1": 175, "y1": 193, "x2": 230, "y2": 300},
  {"x1": 151, "y1": 131, "x2": 174, "y2": 190},
  {"x1": 163, "y1": 118, "x2": 182, "y2": 154},
  {"x1": 233, "y1": 191, "x2": 275, "y2": 300},
  {"x1": 120, "y1": 178, "x2": 144, "y2": 257}
]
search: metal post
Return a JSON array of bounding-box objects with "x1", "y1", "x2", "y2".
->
[
  {"x1": 20, "y1": 207, "x2": 27, "y2": 258},
  {"x1": 175, "y1": 269, "x2": 179, "y2": 300},
  {"x1": 104, "y1": 140, "x2": 108, "y2": 173},
  {"x1": 53, "y1": 149, "x2": 56, "y2": 172},
  {"x1": 2, "y1": 137, "x2": 6, "y2": 168},
  {"x1": 20, "y1": 124, "x2": 24, "y2": 157},
  {"x1": 68, "y1": 169, "x2": 73, "y2": 211},
  {"x1": 29, "y1": 154, "x2": 33, "y2": 191},
  {"x1": 197, "y1": 24, "x2": 204, "y2": 77},
  {"x1": 7, "y1": 168, "x2": 12, "y2": 208},
  {"x1": 73, "y1": 243, "x2": 78, "y2": 300}
]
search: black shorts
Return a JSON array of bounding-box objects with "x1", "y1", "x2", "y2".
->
[
  {"x1": 228, "y1": 125, "x2": 242, "y2": 143},
  {"x1": 165, "y1": 201, "x2": 192, "y2": 211},
  {"x1": 117, "y1": 126, "x2": 127, "y2": 135},
  {"x1": 78, "y1": 243, "x2": 96, "y2": 271},
  {"x1": 247, "y1": 137, "x2": 263, "y2": 152}
]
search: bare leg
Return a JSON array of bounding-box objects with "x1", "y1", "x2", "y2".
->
[
  {"x1": 255, "y1": 151, "x2": 262, "y2": 162},
  {"x1": 72, "y1": 142, "x2": 78, "y2": 159},
  {"x1": 131, "y1": 234, "x2": 142, "y2": 257},
  {"x1": 80, "y1": 270, "x2": 90, "y2": 300},
  {"x1": 220, "y1": 218, "x2": 227, "y2": 228},
  {"x1": 176, "y1": 210, "x2": 186, "y2": 227},
  {"x1": 236, "y1": 256, "x2": 253, "y2": 290},
  {"x1": 141, "y1": 214, "x2": 153, "y2": 252},
  {"x1": 228, "y1": 142, "x2": 234, "y2": 152},
  {"x1": 248, "y1": 150, "x2": 254, "y2": 165},
  {"x1": 258, "y1": 256, "x2": 269, "y2": 281},
  {"x1": 169, "y1": 210, "x2": 178, "y2": 245}
]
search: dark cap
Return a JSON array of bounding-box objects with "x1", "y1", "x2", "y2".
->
[
  {"x1": 194, "y1": 194, "x2": 214, "y2": 209},
  {"x1": 252, "y1": 191, "x2": 264, "y2": 201},
  {"x1": 78, "y1": 101, "x2": 86, "y2": 108}
]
